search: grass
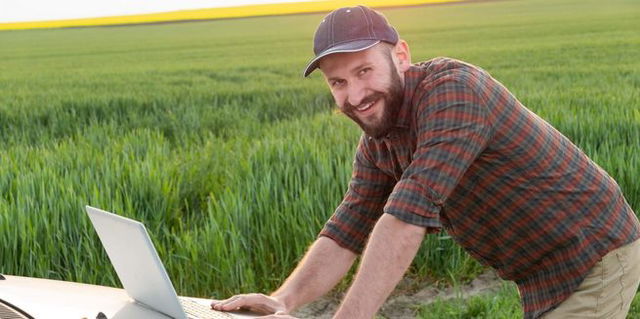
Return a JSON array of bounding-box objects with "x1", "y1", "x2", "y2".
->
[
  {"x1": 418, "y1": 282, "x2": 522, "y2": 319},
  {"x1": 0, "y1": 0, "x2": 638, "y2": 316},
  {"x1": 418, "y1": 281, "x2": 640, "y2": 318}
]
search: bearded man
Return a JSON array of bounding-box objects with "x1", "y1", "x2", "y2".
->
[{"x1": 212, "y1": 6, "x2": 640, "y2": 319}]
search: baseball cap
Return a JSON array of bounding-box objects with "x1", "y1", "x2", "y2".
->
[{"x1": 303, "y1": 6, "x2": 399, "y2": 77}]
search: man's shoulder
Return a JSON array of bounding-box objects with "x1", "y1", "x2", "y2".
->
[
  {"x1": 408, "y1": 57, "x2": 491, "y2": 101},
  {"x1": 413, "y1": 57, "x2": 488, "y2": 81}
]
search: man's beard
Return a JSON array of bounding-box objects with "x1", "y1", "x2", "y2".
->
[{"x1": 341, "y1": 70, "x2": 404, "y2": 139}]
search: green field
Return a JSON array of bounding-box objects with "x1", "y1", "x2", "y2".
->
[
  {"x1": 418, "y1": 282, "x2": 640, "y2": 318},
  {"x1": 1, "y1": 0, "x2": 639, "y2": 316}
]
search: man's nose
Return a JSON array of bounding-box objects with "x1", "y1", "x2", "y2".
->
[{"x1": 347, "y1": 81, "x2": 366, "y2": 107}]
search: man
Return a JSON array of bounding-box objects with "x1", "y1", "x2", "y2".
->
[{"x1": 211, "y1": 6, "x2": 640, "y2": 318}]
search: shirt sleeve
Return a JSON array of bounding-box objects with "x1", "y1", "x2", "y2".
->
[
  {"x1": 384, "y1": 75, "x2": 493, "y2": 227},
  {"x1": 319, "y1": 136, "x2": 395, "y2": 254}
]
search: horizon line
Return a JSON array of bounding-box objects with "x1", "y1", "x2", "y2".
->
[{"x1": 0, "y1": 0, "x2": 462, "y2": 31}]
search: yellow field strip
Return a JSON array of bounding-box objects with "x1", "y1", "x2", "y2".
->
[{"x1": 0, "y1": 0, "x2": 461, "y2": 31}]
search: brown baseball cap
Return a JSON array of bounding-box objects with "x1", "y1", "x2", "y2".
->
[{"x1": 303, "y1": 6, "x2": 399, "y2": 77}]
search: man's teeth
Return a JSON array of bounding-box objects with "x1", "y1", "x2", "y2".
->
[{"x1": 357, "y1": 100, "x2": 375, "y2": 111}]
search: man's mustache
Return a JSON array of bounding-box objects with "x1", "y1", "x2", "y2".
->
[{"x1": 343, "y1": 92, "x2": 385, "y2": 111}]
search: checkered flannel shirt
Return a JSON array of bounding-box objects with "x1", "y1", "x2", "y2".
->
[{"x1": 319, "y1": 57, "x2": 640, "y2": 318}]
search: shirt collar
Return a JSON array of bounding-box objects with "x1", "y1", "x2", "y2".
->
[
  {"x1": 394, "y1": 65, "x2": 425, "y2": 130},
  {"x1": 367, "y1": 65, "x2": 426, "y2": 141}
]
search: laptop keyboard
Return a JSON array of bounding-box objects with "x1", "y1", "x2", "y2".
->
[{"x1": 179, "y1": 298, "x2": 233, "y2": 319}]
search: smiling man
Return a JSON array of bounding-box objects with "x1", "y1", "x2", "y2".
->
[{"x1": 211, "y1": 6, "x2": 640, "y2": 319}]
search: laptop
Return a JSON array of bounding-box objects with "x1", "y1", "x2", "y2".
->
[{"x1": 85, "y1": 205, "x2": 256, "y2": 319}]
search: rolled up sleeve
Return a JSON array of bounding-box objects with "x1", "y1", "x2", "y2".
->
[
  {"x1": 319, "y1": 136, "x2": 395, "y2": 254},
  {"x1": 384, "y1": 77, "x2": 493, "y2": 228}
]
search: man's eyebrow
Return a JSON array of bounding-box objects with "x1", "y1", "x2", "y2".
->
[
  {"x1": 326, "y1": 62, "x2": 374, "y2": 82},
  {"x1": 350, "y1": 62, "x2": 373, "y2": 74}
]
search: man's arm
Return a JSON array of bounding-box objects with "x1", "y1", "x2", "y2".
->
[
  {"x1": 272, "y1": 236, "x2": 357, "y2": 311},
  {"x1": 333, "y1": 213, "x2": 426, "y2": 319},
  {"x1": 211, "y1": 236, "x2": 356, "y2": 314}
]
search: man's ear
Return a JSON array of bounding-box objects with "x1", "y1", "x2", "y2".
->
[{"x1": 394, "y1": 40, "x2": 412, "y2": 73}]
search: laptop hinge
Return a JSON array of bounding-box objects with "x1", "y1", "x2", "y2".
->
[{"x1": 134, "y1": 300, "x2": 184, "y2": 319}]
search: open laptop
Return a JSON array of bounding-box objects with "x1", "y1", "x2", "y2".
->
[{"x1": 85, "y1": 205, "x2": 256, "y2": 319}]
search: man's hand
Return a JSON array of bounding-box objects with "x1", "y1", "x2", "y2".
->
[
  {"x1": 211, "y1": 293, "x2": 287, "y2": 315},
  {"x1": 210, "y1": 237, "x2": 355, "y2": 317}
]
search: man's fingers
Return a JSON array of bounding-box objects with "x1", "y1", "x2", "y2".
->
[
  {"x1": 218, "y1": 296, "x2": 245, "y2": 311},
  {"x1": 211, "y1": 294, "x2": 246, "y2": 310},
  {"x1": 211, "y1": 295, "x2": 239, "y2": 305},
  {"x1": 211, "y1": 295, "x2": 236, "y2": 306},
  {"x1": 211, "y1": 293, "x2": 280, "y2": 314}
]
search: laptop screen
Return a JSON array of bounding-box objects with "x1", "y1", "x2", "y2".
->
[{"x1": 86, "y1": 206, "x2": 186, "y2": 319}]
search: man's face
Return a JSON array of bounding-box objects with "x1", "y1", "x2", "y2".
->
[{"x1": 319, "y1": 44, "x2": 405, "y2": 138}]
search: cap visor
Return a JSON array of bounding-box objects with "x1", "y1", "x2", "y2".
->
[{"x1": 302, "y1": 39, "x2": 380, "y2": 77}]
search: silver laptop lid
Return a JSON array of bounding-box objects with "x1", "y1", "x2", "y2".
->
[{"x1": 86, "y1": 205, "x2": 187, "y2": 319}]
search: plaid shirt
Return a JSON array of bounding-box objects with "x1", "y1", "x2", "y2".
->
[{"x1": 319, "y1": 57, "x2": 640, "y2": 318}]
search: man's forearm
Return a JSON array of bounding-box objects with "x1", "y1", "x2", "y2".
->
[
  {"x1": 271, "y1": 236, "x2": 357, "y2": 313},
  {"x1": 334, "y1": 214, "x2": 426, "y2": 319}
]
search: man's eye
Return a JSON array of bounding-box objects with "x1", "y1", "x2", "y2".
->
[
  {"x1": 358, "y1": 68, "x2": 371, "y2": 76},
  {"x1": 332, "y1": 80, "x2": 345, "y2": 87}
]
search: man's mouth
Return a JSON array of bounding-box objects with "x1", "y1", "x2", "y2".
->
[{"x1": 356, "y1": 98, "x2": 378, "y2": 112}]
